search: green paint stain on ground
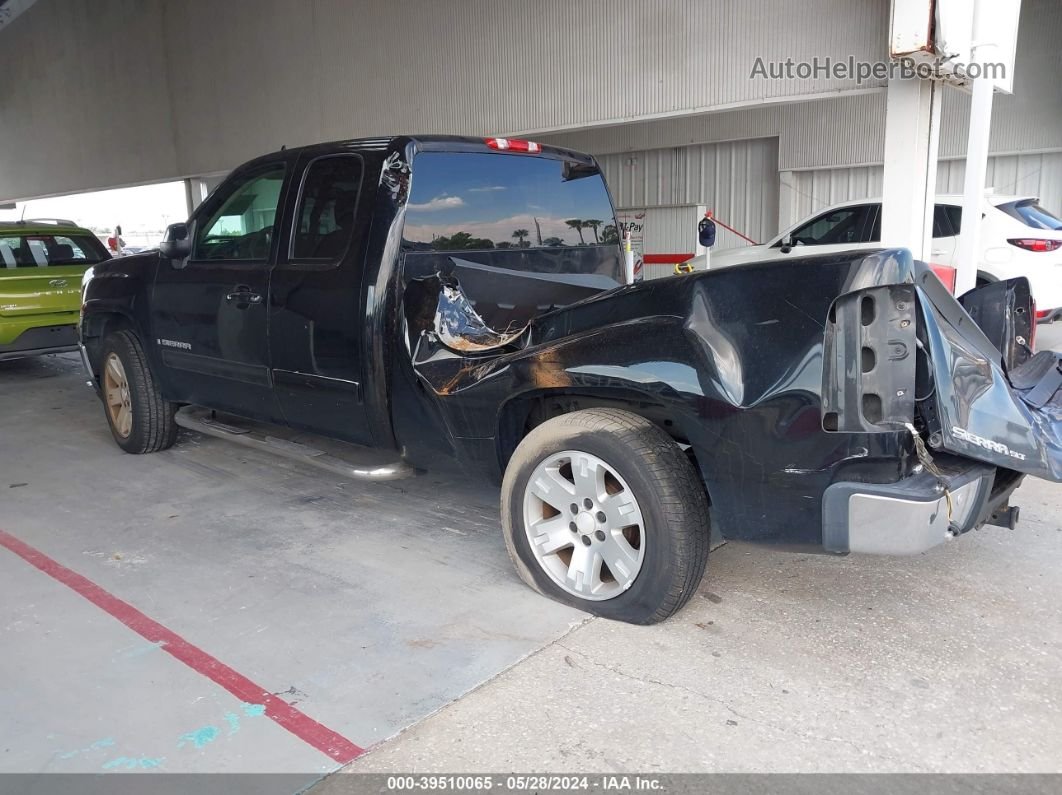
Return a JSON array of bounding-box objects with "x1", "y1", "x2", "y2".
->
[
  {"x1": 224, "y1": 712, "x2": 240, "y2": 736},
  {"x1": 102, "y1": 756, "x2": 164, "y2": 770},
  {"x1": 241, "y1": 703, "x2": 266, "y2": 718},
  {"x1": 177, "y1": 725, "x2": 219, "y2": 750},
  {"x1": 57, "y1": 737, "x2": 115, "y2": 760}
]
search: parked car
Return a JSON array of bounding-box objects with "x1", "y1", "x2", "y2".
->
[
  {"x1": 0, "y1": 219, "x2": 111, "y2": 361},
  {"x1": 79, "y1": 137, "x2": 1062, "y2": 623},
  {"x1": 710, "y1": 195, "x2": 1062, "y2": 322}
]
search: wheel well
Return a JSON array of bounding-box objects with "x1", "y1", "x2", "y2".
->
[
  {"x1": 976, "y1": 271, "x2": 998, "y2": 287},
  {"x1": 81, "y1": 312, "x2": 134, "y2": 379},
  {"x1": 496, "y1": 392, "x2": 709, "y2": 500}
]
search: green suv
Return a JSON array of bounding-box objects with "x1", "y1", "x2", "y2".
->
[{"x1": 0, "y1": 219, "x2": 111, "y2": 361}]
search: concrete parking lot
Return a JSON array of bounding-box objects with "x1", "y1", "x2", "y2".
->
[{"x1": 2, "y1": 326, "x2": 1060, "y2": 785}]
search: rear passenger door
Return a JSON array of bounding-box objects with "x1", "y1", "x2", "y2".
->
[{"x1": 268, "y1": 153, "x2": 373, "y2": 445}]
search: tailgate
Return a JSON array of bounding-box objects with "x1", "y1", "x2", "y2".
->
[
  {"x1": 0, "y1": 265, "x2": 87, "y2": 317},
  {"x1": 822, "y1": 265, "x2": 1062, "y2": 482}
]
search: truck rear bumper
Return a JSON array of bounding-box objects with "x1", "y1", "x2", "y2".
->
[{"x1": 822, "y1": 463, "x2": 1014, "y2": 555}]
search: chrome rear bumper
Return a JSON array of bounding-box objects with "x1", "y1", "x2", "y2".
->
[{"x1": 822, "y1": 464, "x2": 1006, "y2": 555}]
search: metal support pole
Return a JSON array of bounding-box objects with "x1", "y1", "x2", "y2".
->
[{"x1": 954, "y1": 73, "x2": 995, "y2": 296}]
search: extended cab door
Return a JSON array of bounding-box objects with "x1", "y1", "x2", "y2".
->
[
  {"x1": 151, "y1": 159, "x2": 290, "y2": 420},
  {"x1": 268, "y1": 153, "x2": 374, "y2": 445}
]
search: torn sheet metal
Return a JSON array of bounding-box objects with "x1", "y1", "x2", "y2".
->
[{"x1": 433, "y1": 279, "x2": 528, "y2": 353}]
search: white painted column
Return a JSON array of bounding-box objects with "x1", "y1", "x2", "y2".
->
[
  {"x1": 955, "y1": 70, "x2": 997, "y2": 296},
  {"x1": 881, "y1": 76, "x2": 942, "y2": 262}
]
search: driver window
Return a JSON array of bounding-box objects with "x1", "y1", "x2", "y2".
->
[
  {"x1": 194, "y1": 165, "x2": 286, "y2": 261},
  {"x1": 786, "y1": 206, "x2": 871, "y2": 247}
]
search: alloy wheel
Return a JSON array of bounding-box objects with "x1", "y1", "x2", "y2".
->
[{"x1": 522, "y1": 450, "x2": 645, "y2": 601}]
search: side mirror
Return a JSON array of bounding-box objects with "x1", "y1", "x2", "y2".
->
[
  {"x1": 780, "y1": 234, "x2": 793, "y2": 254},
  {"x1": 159, "y1": 222, "x2": 191, "y2": 263}
]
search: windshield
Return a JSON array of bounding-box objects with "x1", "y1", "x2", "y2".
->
[
  {"x1": 0, "y1": 232, "x2": 110, "y2": 268},
  {"x1": 999, "y1": 199, "x2": 1062, "y2": 231}
]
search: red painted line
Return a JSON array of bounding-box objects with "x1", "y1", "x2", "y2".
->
[{"x1": 0, "y1": 529, "x2": 364, "y2": 764}]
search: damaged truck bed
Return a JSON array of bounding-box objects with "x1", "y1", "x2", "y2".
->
[
  {"x1": 403, "y1": 247, "x2": 1060, "y2": 559},
  {"x1": 80, "y1": 135, "x2": 1062, "y2": 624}
]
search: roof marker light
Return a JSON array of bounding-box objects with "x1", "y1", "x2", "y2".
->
[{"x1": 486, "y1": 137, "x2": 541, "y2": 153}]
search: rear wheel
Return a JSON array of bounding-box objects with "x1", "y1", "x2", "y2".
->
[
  {"x1": 501, "y1": 408, "x2": 711, "y2": 624},
  {"x1": 99, "y1": 330, "x2": 178, "y2": 454}
]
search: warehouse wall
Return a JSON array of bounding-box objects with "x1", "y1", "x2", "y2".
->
[
  {"x1": 1, "y1": 0, "x2": 887, "y2": 201},
  {"x1": 538, "y1": 93, "x2": 889, "y2": 172},
  {"x1": 541, "y1": 0, "x2": 1062, "y2": 244},
  {"x1": 2, "y1": 0, "x2": 1056, "y2": 214}
]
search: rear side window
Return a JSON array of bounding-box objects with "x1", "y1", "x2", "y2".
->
[
  {"x1": 291, "y1": 155, "x2": 363, "y2": 261},
  {"x1": 999, "y1": 199, "x2": 1062, "y2": 231},
  {"x1": 402, "y1": 152, "x2": 618, "y2": 251},
  {"x1": 0, "y1": 233, "x2": 109, "y2": 268}
]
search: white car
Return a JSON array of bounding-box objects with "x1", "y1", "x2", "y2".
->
[{"x1": 710, "y1": 195, "x2": 1062, "y2": 321}]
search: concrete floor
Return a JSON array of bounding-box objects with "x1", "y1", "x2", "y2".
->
[
  {"x1": 326, "y1": 323, "x2": 1062, "y2": 776},
  {"x1": 0, "y1": 354, "x2": 581, "y2": 785},
  {"x1": 2, "y1": 325, "x2": 1061, "y2": 784}
]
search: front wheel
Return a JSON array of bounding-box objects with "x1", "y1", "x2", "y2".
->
[
  {"x1": 501, "y1": 408, "x2": 711, "y2": 624},
  {"x1": 99, "y1": 330, "x2": 179, "y2": 454}
]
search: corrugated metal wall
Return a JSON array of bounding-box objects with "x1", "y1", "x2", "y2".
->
[
  {"x1": 938, "y1": 153, "x2": 1062, "y2": 216},
  {"x1": 539, "y1": 94, "x2": 888, "y2": 172},
  {"x1": 601, "y1": 139, "x2": 779, "y2": 250},
  {"x1": 784, "y1": 166, "x2": 885, "y2": 224},
  {"x1": 539, "y1": 0, "x2": 1061, "y2": 173}
]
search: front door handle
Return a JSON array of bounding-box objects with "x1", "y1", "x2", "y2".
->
[{"x1": 226, "y1": 285, "x2": 263, "y2": 307}]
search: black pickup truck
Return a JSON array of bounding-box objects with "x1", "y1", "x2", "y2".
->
[{"x1": 79, "y1": 135, "x2": 1062, "y2": 624}]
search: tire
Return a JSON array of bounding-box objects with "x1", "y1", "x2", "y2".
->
[
  {"x1": 501, "y1": 408, "x2": 711, "y2": 624},
  {"x1": 99, "y1": 330, "x2": 179, "y2": 454}
]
